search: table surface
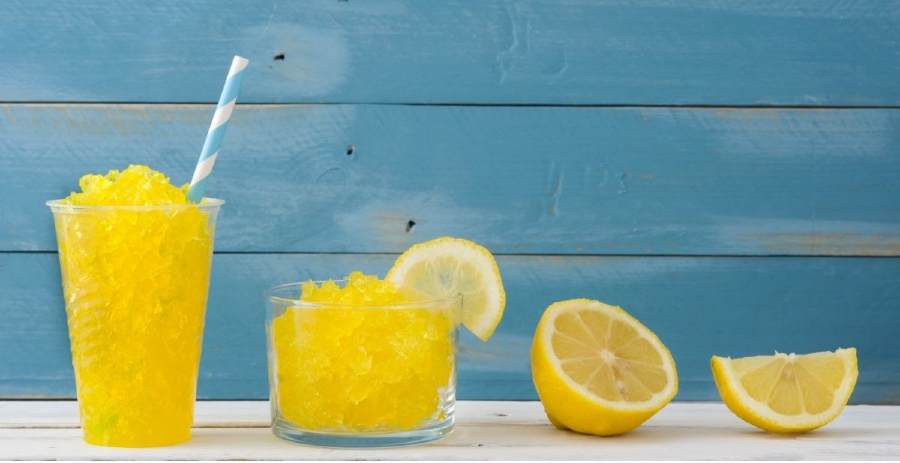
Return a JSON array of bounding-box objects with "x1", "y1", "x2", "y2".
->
[{"x1": 1, "y1": 401, "x2": 898, "y2": 460}]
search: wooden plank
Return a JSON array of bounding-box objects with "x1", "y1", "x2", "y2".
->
[
  {"x1": 0, "y1": 401, "x2": 269, "y2": 429},
  {"x1": 2, "y1": 1, "x2": 899, "y2": 105},
  {"x1": 0, "y1": 400, "x2": 535, "y2": 428},
  {"x1": 1, "y1": 401, "x2": 898, "y2": 460},
  {"x1": 2, "y1": 253, "x2": 898, "y2": 403},
  {"x1": 3, "y1": 104, "x2": 900, "y2": 256}
]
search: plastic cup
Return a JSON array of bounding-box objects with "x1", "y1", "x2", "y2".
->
[
  {"x1": 266, "y1": 281, "x2": 459, "y2": 447},
  {"x1": 47, "y1": 199, "x2": 223, "y2": 447}
]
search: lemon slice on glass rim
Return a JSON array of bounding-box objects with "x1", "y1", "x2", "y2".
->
[{"x1": 386, "y1": 237, "x2": 506, "y2": 341}]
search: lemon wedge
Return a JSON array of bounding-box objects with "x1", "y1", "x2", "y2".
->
[
  {"x1": 711, "y1": 348, "x2": 857, "y2": 433},
  {"x1": 386, "y1": 237, "x2": 505, "y2": 341},
  {"x1": 531, "y1": 299, "x2": 678, "y2": 436}
]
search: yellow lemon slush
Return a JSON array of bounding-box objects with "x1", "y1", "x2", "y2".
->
[
  {"x1": 48, "y1": 165, "x2": 221, "y2": 447},
  {"x1": 270, "y1": 272, "x2": 455, "y2": 433}
]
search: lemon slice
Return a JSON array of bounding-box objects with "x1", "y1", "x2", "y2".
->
[
  {"x1": 711, "y1": 348, "x2": 857, "y2": 433},
  {"x1": 386, "y1": 237, "x2": 505, "y2": 341},
  {"x1": 531, "y1": 299, "x2": 678, "y2": 436}
]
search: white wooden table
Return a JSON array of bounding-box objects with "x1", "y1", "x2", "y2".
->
[{"x1": 1, "y1": 401, "x2": 897, "y2": 460}]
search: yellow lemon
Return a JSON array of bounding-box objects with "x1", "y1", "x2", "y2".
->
[
  {"x1": 387, "y1": 237, "x2": 505, "y2": 341},
  {"x1": 531, "y1": 299, "x2": 678, "y2": 436},
  {"x1": 711, "y1": 348, "x2": 857, "y2": 433}
]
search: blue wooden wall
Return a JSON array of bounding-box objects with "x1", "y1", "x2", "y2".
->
[{"x1": 1, "y1": 1, "x2": 899, "y2": 403}]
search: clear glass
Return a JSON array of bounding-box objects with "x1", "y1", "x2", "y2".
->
[
  {"x1": 47, "y1": 199, "x2": 223, "y2": 447},
  {"x1": 266, "y1": 281, "x2": 459, "y2": 447}
]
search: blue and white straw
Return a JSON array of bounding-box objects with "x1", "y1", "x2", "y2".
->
[{"x1": 187, "y1": 55, "x2": 249, "y2": 203}]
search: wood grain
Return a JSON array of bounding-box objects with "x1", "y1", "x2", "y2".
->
[
  {"x1": 1, "y1": 1, "x2": 899, "y2": 104},
  {"x1": 2, "y1": 252, "x2": 897, "y2": 403},
  {"x1": 3, "y1": 104, "x2": 899, "y2": 255},
  {"x1": 3, "y1": 0, "x2": 899, "y2": 409},
  {"x1": 2, "y1": 402, "x2": 899, "y2": 460}
]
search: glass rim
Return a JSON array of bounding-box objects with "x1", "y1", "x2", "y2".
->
[
  {"x1": 46, "y1": 198, "x2": 225, "y2": 212},
  {"x1": 268, "y1": 280, "x2": 460, "y2": 309}
]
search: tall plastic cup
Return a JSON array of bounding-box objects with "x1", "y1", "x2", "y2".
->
[{"x1": 47, "y1": 199, "x2": 223, "y2": 447}]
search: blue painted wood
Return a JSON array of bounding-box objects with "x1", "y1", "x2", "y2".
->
[
  {"x1": 2, "y1": 1, "x2": 899, "y2": 105},
  {"x1": 2, "y1": 0, "x2": 898, "y2": 408},
  {"x1": 2, "y1": 104, "x2": 899, "y2": 255},
  {"x1": 2, "y1": 253, "x2": 898, "y2": 403}
]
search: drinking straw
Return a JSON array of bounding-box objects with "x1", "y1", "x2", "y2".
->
[{"x1": 187, "y1": 55, "x2": 250, "y2": 203}]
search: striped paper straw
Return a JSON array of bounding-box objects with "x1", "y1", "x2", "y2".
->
[{"x1": 187, "y1": 55, "x2": 249, "y2": 203}]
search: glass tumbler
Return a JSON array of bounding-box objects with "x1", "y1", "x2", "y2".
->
[
  {"x1": 266, "y1": 282, "x2": 459, "y2": 447},
  {"x1": 47, "y1": 199, "x2": 223, "y2": 447}
]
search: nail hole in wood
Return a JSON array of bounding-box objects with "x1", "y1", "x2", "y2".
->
[
  {"x1": 273, "y1": 53, "x2": 286, "y2": 61},
  {"x1": 346, "y1": 144, "x2": 355, "y2": 156},
  {"x1": 405, "y1": 220, "x2": 416, "y2": 233}
]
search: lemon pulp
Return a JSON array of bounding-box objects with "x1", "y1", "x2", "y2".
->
[
  {"x1": 711, "y1": 348, "x2": 858, "y2": 433},
  {"x1": 531, "y1": 299, "x2": 678, "y2": 436},
  {"x1": 272, "y1": 272, "x2": 454, "y2": 432},
  {"x1": 54, "y1": 165, "x2": 214, "y2": 447}
]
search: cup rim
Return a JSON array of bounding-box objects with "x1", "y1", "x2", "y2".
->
[
  {"x1": 46, "y1": 198, "x2": 225, "y2": 212},
  {"x1": 268, "y1": 280, "x2": 460, "y2": 309}
]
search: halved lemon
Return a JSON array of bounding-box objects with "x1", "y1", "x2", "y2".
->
[
  {"x1": 711, "y1": 348, "x2": 857, "y2": 433},
  {"x1": 531, "y1": 299, "x2": 678, "y2": 436},
  {"x1": 386, "y1": 237, "x2": 505, "y2": 341}
]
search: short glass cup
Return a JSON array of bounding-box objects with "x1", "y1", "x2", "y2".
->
[{"x1": 266, "y1": 281, "x2": 459, "y2": 447}]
